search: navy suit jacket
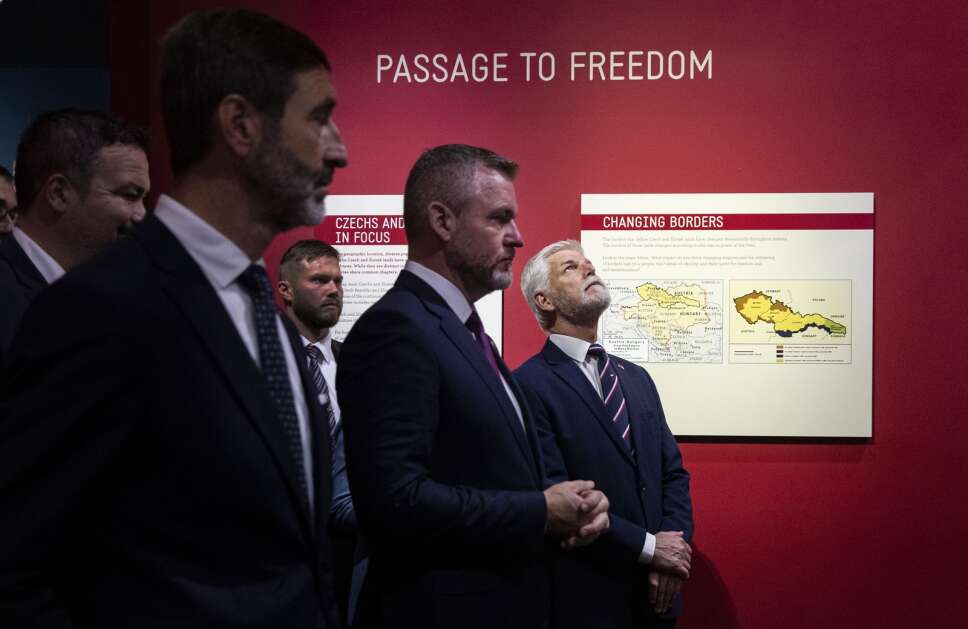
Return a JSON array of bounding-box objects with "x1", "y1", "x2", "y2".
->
[
  {"x1": 0, "y1": 215, "x2": 340, "y2": 628},
  {"x1": 515, "y1": 339, "x2": 693, "y2": 629},
  {"x1": 338, "y1": 270, "x2": 551, "y2": 629},
  {"x1": 0, "y1": 233, "x2": 46, "y2": 369}
]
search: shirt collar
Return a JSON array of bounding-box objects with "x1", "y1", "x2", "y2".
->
[
  {"x1": 301, "y1": 331, "x2": 334, "y2": 363},
  {"x1": 154, "y1": 194, "x2": 255, "y2": 288},
  {"x1": 12, "y1": 226, "x2": 65, "y2": 284},
  {"x1": 404, "y1": 260, "x2": 474, "y2": 324},
  {"x1": 548, "y1": 333, "x2": 598, "y2": 363}
]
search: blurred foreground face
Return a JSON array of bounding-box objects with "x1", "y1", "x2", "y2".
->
[{"x1": 247, "y1": 67, "x2": 348, "y2": 231}]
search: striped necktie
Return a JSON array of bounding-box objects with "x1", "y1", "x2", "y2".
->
[
  {"x1": 586, "y1": 343, "x2": 632, "y2": 449},
  {"x1": 236, "y1": 265, "x2": 309, "y2": 503},
  {"x1": 305, "y1": 343, "x2": 338, "y2": 447}
]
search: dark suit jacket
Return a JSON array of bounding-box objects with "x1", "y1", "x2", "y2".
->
[
  {"x1": 0, "y1": 233, "x2": 46, "y2": 369},
  {"x1": 337, "y1": 270, "x2": 550, "y2": 629},
  {"x1": 515, "y1": 339, "x2": 693, "y2": 629},
  {"x1": 0, "y1": 215, "x2": 340, "y2": 628}
]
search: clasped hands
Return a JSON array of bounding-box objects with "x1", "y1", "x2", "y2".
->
[
  {"x1": 648, "y1": 530, "x2": 692, "y2": 614},
  {"x1": 543, "y1": 480, "x2": 610, "y2": 549}
]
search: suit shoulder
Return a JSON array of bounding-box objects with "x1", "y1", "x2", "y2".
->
[{"x1": 512, "y1": 353, "x2": 549, "y2": 384}]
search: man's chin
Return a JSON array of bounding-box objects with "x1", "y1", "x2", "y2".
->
[{"x1": 490, "y1": 270, "x2": 513, "y2": 291}]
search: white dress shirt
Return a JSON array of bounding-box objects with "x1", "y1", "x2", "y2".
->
[
  {"x1": 155, "y1": 194, "x2": 315, "y2": 509},
  {"x1": 547, "y1": 334, "x2": 656, "y2": 564},
  {"x1": 404, "y1": 260, "x2": 525, "y2": 429},
  {"x1": 12, "y1": 227, "x2": 65, "y2": 284},
  {"x1": 302, "y1": 331, "x2": 341, "y2": 424}
]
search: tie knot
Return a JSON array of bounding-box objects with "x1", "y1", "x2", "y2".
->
[
  {"x1": 305, "y1": 344, "x2": 324, "y2": 362},
  {"x1": 464, "y1": 309, "x2": 485, "y2": 337},
  {"x1": 587, "y1": 343, "x2": 607, "y2": 360},
  {"x1": 237, "y1": 264, "x2": 273, "y2": 302}
]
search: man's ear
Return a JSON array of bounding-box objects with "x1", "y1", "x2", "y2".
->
[
  {"x1": 534, "y1": 290, "x2": 557, "y2": 315},
  {"x1": 426, "y1": 201, "x2": 457, "y2": 243},
  {"x1": 216, "y1": 94, "x2": 263, "y2": 159},
  {"x1": 43, "y1": 174, "x2": 79, "y2": 214},
  {"x1": 277, "y1": 279, "x2": 293, "y2": 306}
]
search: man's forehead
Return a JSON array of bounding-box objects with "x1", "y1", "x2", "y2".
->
[
  {"x1": 303, "y1": 255, "x2": 341, "y2": 271},
  {"x1": 551, "y1": 248, "x2": 584, "y2": 266}
]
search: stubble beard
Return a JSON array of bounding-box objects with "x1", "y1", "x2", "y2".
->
[
  {"x1": 293, "y1": 297, "x2": 341, "y2": 333},
  {"x1": 445, "y1": 244, "x2": 512, "y2": 300},
  {"x1": 245, "y1": 127, "x2": 326, "y2": 231},
  {"x1": 555, "y1": 281, "x2": 611, "y2": 328}
]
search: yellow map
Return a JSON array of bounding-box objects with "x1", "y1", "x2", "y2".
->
[
  {"x1": 733, "y1": 291, "x2": 846, "y2": 338},
  {"x1": 622, "y1": 282, "x2": 710, "y2": 346}
]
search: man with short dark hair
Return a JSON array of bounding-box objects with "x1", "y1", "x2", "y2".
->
[
  {"x1": 0, "y1": 8, "x2": 347, "y2": 627},
  {"x1": 277, "y1": 239, "x2": 363, "y2": 625},
  {"x1": 338, "y1": 144, "x2": 610, "y2": 629},
  {"x1": 0, "y1": 109, "x2": 149, "y2": 365},
  {"x1": 515, "y1": 240, "x2": 694, "y2": 629}
]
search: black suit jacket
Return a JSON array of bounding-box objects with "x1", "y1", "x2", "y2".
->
[
  {"x1": 0, "y1": 233, "x2": 46, "y2": 369},
  {"x1": 0, "y1": 215, "x2": 339, "y2": 628},
  {"x1": 337, "y1": 270, "x2": 551, "y2": 629},
  {"x1": 515, "y1": 339, "x2": 693, "y2": 629}
]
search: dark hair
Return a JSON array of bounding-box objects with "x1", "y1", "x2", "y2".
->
[
  {"x1": 403, "y1": 144, "x2": 518, "y2": 242},
  {"x1": 279, "y1": 239, "x2": 340, "y2": 282},
  {"x1": 161, "y1": 8, "x2": 331, "y2": 176},
  {"x1": 0, "y1": 164, "x2": 13, "y2": 186},
  {"x1": 14, "y1": 109, "x2": 147, "y2": 213}
]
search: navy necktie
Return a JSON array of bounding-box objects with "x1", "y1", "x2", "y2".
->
[
  {"x1": 587, "y1": 343, "x2": 632, "y2": 449},
  {"x1": 237, "y1": 265, "x2": 309, "y2": 504},
  {"x1": 305, "y1": 343, "x2": 338, "y2": 448},
  {"x1": 465, "y1": 309, "x2": 502, "y2": 379}
]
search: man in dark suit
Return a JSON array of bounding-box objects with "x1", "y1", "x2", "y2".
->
[
  {"x1": 338, "y1": 145, "x2": 610, "y2": 629},
  {"x1": 0, "y1": 8, "x2": 347, "y2": 628},
  {"x1": 0, "y1": 110, "x2": 149, "y2": 366},
  {"x1": 515, "y1": 240, "x2": 694, "y2": 629},
  {"x1": 277, "y1": 239, "x2": 363, "y2": 626}
]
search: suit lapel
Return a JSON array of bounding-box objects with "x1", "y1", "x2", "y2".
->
[
  {"x1": 397, "y1": 271, "x2": 539, "y2": 478},
  {"x1": 0, "y1": 234, "x2": 47, "y2": 299},
  {"x1": 134, "y1": 216, "x2": 314, "y2": 539},
  {"x1": 614, "y1": 359, "x2": 653, "y2": 478},
  {"x1": 541, "y1": 340, "x2": 635, "y2": 467}
]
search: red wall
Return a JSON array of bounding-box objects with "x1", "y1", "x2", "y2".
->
[{"x1": 115, "y1": 1, "x2": 968, "y2": 626}]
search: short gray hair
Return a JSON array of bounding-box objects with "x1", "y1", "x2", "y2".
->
[{"x1": 520, "y1": 239, "x2": 584, "y2": 329}]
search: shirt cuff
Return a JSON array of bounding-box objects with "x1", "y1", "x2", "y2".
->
[{"x1": 638, "y1": 532, "x2": 656, "y2": 564}]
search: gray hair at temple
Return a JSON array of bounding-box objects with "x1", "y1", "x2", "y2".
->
[
  {"x1": 403, "y1": 144, "x2": 517, "y2": 243},
  {"x1": 520, "y1": 239, "x2": 584, "y2": 330}
]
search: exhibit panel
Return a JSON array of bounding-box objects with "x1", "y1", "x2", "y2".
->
[{"x1": 582, "y1": 193, "x2": 873, "y2": 437}]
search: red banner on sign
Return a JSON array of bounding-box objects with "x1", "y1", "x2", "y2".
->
[{"x1": 580, "y1": 213, "x2": 874, "y2": 230}]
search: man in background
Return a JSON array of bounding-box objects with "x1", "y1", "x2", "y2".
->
[
  {"x1": 0, "y1": 165, "x2": 16, "y2": 233},
  {"x1": 0, "y1": 8, "x2": 348, "y2": 627},
  {"x1": 515, "y1": 240, "x2": 694, "y2": 629},
  {"x1": 277, "y1": 239, "x2": 365, "y2": 626},
  {"x1": 0, "y1": 109, "x2": 149, "y2": 365},
  {"x1": 338, "y1": 144, "x2": 610, "y2": 629}
]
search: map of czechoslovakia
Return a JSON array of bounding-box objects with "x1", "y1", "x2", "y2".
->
[
  {"x1": 622, "y1": 282, "x2": 711, "y2": 345},
  {"x1": 733, "y1": 291, "x2": 846, "y2": 337}
]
